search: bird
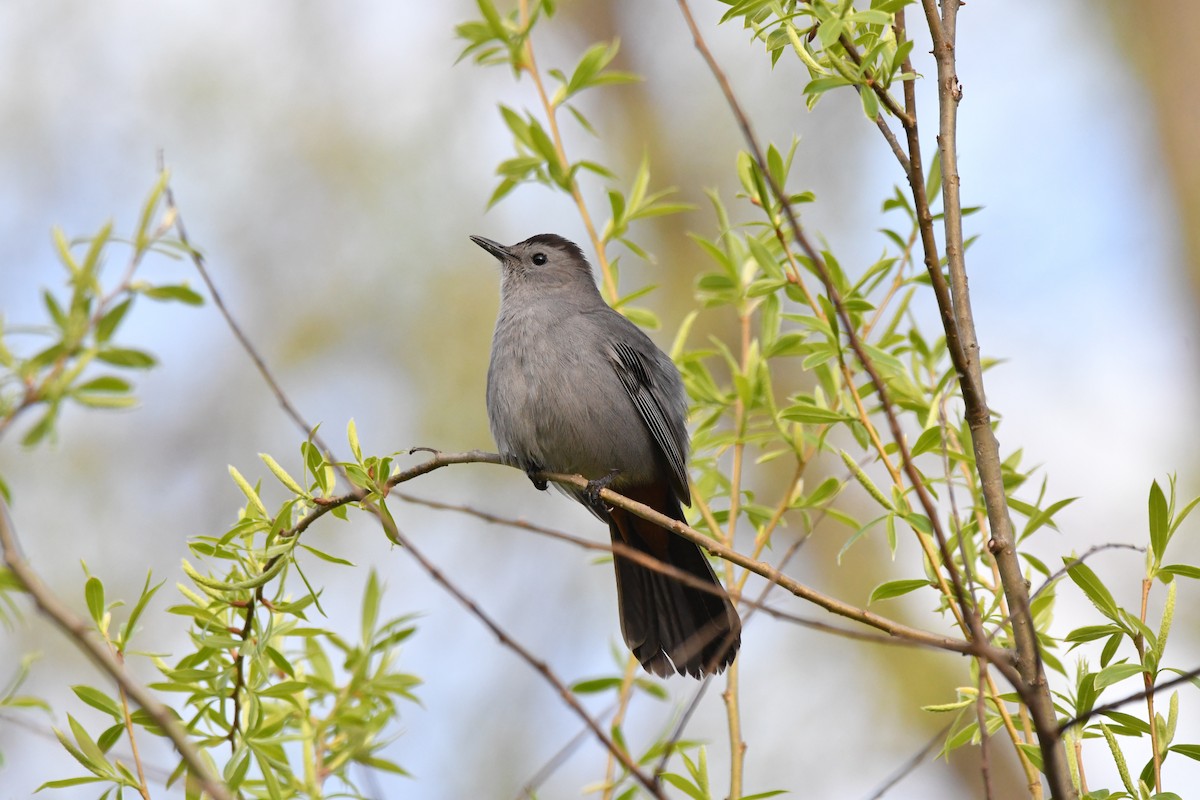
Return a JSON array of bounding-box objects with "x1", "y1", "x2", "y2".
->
[{"x1": 471, "y1": 232, "x2": 741, "y2": 678}]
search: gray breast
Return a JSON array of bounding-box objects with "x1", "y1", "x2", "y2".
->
[{"x1": 487, "y1": 307, "x2": 659, "y2": 485}]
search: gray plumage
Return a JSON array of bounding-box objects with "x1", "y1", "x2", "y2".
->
[{"x1": 473, "y1": 233, "x2": 741, "y2": 678}]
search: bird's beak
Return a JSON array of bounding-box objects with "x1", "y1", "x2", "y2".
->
[{"x1": 469, "y1": 235, "x2": 514, "y2": 263}]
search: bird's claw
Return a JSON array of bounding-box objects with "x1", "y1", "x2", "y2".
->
[
  {"x1": 584, "y1": 469, "x2": 622, "y2": 509},
  {"x1": 526, "y1": 468, "x2": 548, "y2": 492}
]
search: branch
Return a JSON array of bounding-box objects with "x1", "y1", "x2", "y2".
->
[
  {"x1": 915, "y1": 1, "x2": 1073, "y2": 793},
  {"x1": 394, "y1": 449, "x2": 978, "y2": 657},
  {"x1": 862, "y1": 725, "x2": 948, "y2": 800},
  {"x1": 515, "y1": 0, "x2": 618, "y2": 302},
  {"x1": 378, "y1": 514, "x2": 666, "y2": 799},
  {"x1": 1057, "y1": 664, "x2": 1200, "y2": 735},
  {"x1": 672, "y1": 0, "x2": 979, "y2": 645},
  {"x1": 0, "y1": 499, "x2": 232, "y2": 800},
  {"x1": 397, "y1": 490, "x2": 963, "y2": 651}
]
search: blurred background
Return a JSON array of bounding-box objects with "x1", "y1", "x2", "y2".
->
[{"x1": 1, "y1": 1, "x2": 1198, "y2": 798}]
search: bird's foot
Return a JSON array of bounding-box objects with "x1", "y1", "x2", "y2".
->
[
  {"x1": 525, "y1": 466, "x2": 548, "y2": 492},
  {"x1": 584, "y1": 469, "x2": 622, "y2": 509}
]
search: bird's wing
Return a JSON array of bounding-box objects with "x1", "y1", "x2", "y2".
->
[{"x1": 608, "y1": 340, "x2": 691, "y2": 504}]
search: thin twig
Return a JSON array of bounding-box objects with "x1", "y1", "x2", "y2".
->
[
  {"x1": 0, "y1": 499, "x2": 232, "y2": 800},
  {"x1": 654, "y1": 678, "x2": 713, "y2": 779},
  {"x1": 860, "y1": 725, "x2": 948, "y2": 800},
  {"x1": 837, "y1": 32, "x2": 913, "y2": 127},
  {"x1": 601, "y1": 659, "x2": 639, "y2": 800},
  {"x1": 517, "y1": 700, "x2": 619, "y2": 800},
  {"x1": 674, "y1": 0, "x2": 978, "y2": 642},
  {"x1": 381, "y1": 518, "x2": 666, "y2": 799},
  {"x1": 1027, "y1": 543, "x2": 1145, "y2": 611},
  {"x1": 1058, "y1": 664, "x2": 1200, "y2": 735},
  {"x1": 115, "y1": 664, "x2": 152, "y2": 800},
  {"x1": 516, "y1": 0, "x2": 618, "y2": 302},
  {"x1": 977, "y1": 667, "x2": 993, "y2": 800},
  {"x1": 158, "y1": 165, "x2": 658, "y2": 790}
]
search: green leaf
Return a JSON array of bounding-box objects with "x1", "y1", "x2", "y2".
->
[
  {"x1": 95, "y1": 298, "x2": 133, "y2": 343},
  {"x1": 71, "y1": 685, "x2": 123, "y2": 720},
  {"x1": 141, "y1": 284, "x2": 204, "y2": 306},
  {"x1": 84, "y1": 577, "x2": 105, "y2": 626},
  {"x1": 1149, "y1": 480, "x2": 1169, "y2": 563},
  {"x1": 780, "y1": 404, "x2": 853, "y2": 424},
  {"x1": 869, "y1": 578, "x2": 928, "y2": 604},
  {"x1": 348, "y1": 418, "x2": 364, "y2": 464},
  {"x1": 297, "y1": 544, "x2": 354, "y2": 566},
  {"x1": 1169, "y1": 744, "x2": 1200, "y2": 761},
  {"x1": 925, "y1": 150, "x2": 942, "y2": 205},
  {"x1": 36, "y1": 777, "x2": 107, "y2": 789},
  {"x1": 1159, "y1": 564, "x2": 1200, "y2": 580},
  {"x1": 228, "y1": 465, "x2": 268, "y2": 518},
  {"x1": 910, "y1": 426, "x2": 944, "y2": 457},
  {"x1": 661, "y1": 773, "x2": 706, "y2": 800},
  {"x1": 1065, "y1": 558, "x2": 1120, "y2": 621},
  {"x1": 1064, "y1": 624, "x2": 1122, "y2": 645},
  {"x1": 1094, "y1": 662, "x2": 1144, "y2": 691},
  {"x1": 362, "y1": 569, "x2": 382, "y2": 644},
  {"x1": 1101, "y1": 710, "x2": 1151, "y2": 736},
  {"x1": 96, "y1": 348, "x2": 157, "y2": 369},
  {"x1": 571, "y1": 677, "x2": 624, "y2": 694},
  {"x1": 21, "y1": 408, "x2": 57, "y2": 447},
  {"x1": 73, "y1": 393, "x2": 138, "y2": 409},
  {"x1": 118, "y1": 572, "x2": 162, "y2": 651},
  {"x1": 74, "y1": 376, "x2": 132, "y2": 394},
  {"x1": 260, "y1": 453, "x2": 306, "y2": 496},
  {"x1": 66, "y1": 713, "x2": 110, "y2": 769}
]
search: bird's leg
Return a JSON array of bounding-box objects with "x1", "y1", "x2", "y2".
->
[{"x1": 584, "y1": 468, "x2": 622, "y2": 510}]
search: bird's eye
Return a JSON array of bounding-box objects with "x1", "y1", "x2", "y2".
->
[{"x1": 531, "y1": 252, "x2": 547, "y2": 266}]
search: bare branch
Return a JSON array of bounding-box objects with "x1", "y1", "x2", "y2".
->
[
  {"x1": 379, "y1": 516, "x2": 666, "y2": 799},
  {"x1": 861, "y1": 725, "x2": 948, "y2": 800}
]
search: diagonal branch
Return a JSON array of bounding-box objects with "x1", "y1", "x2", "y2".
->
[
  {"x1": 1057, "y1": 664, "x2": 1200, "y2": 735},
  {"x1": 392, "y1": 449, "x2": 979, "y2": 657},
  {"x1": 380, "y1": 515, "x2": 665, "y2": 798}
]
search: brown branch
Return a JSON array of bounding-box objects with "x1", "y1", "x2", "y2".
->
[
  {"x1": 837, "y1": 32, "x2": 913, "y2": 127},
  {"x1": 394, "y1": 451, "x2": 978, "y2": 655},
  {"x1": 395, "y1": 490, "x2": 956, "y2": 650},
  {"x1": 379, "y1": 514, "x2": 665, "y2": 799},
  {"x1": 914, "y1": 1, "x2": 1073, "y2": 792},
  {"x1": 516, "y1": 0, "x2": 618, "y2": 303},
  {"x1": 0, "y1": 498, "x2": 233, "y2": 800},
  {"x1": 673, "y1": 0, "x2": 980, "y2": 643},
  {"x1": 156, "y1": 165, "x2": 654, "y2": 789}
]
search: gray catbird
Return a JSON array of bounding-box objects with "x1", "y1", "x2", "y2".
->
[{"x1": 471, "y1": 233, "x2": 742, "y2": 678}]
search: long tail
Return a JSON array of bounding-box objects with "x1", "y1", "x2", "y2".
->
[{"x1": 606, "y1": 484, "x2": 741, "y2": 678}]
